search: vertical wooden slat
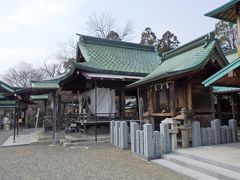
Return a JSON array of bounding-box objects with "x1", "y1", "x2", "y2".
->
[
  {"x1": 231, "y1": 93, "x2": 236, "y2": 119},
  {"x1": 187, "y1": 81, "x2": 192, "y2": 111},
  {"x1": 217, "y1": 94, "x2": 222, "y2": 119},
  {"x1": 137, "y1": 87, "x2": 143, "y2": 129},
  {"x1": 169, "y1": 82, "x2": 176, "y2": 115},
  {"x1": 57, "y1": 94, "x2": 61, "y2": 132},
  {"x1": 120, "y1": 87, "x2": 125, "y2": 120}
]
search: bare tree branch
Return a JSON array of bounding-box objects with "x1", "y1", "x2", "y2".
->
[{"x1": 86, "y1": 11, "x2": 133, "y2": 40}]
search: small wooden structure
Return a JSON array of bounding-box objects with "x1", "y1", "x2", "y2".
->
[{"x1": 128, "y1": 33, "x2": 229, "y2": 128}]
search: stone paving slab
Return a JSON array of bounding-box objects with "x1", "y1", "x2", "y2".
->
[
  {"x1": 2, "y1": 135, "x2": 31, "y2": 147},
  {"x1": 175, "y1": 143, "x2": 240, "y2": 171}
]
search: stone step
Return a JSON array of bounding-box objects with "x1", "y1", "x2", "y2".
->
[
  {"x1": 152, "y1": 159, "x2": 219, "y2": 180},
  {"x1": 173, "y1": 150, "x2": 240, "y2": 172},
  {"x1": 64, "y1": 135, "x2": 87, "y2": 143},
  {"x1": 163, "y1": 154, "x2": 240, "y2": 180}
]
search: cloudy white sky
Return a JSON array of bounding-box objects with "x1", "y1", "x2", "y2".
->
[{"x1": 0, "y1": 0, "x2": 229, "y2": 77}]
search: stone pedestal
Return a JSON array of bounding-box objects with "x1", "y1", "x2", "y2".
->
[
  {"x1": 130, "y1": 122, "x2": 140, "y2": 153},
  {"x1": 143, "y1": 123, "x2": 153, "y2": 160},
  {"x1": 228, "y1": 119, "x2": 238, "y2": 143},
  {"x1": 192, "y1": 121, "x2": 201, "y2": 147},
  {"x1": 211, "y1": 119, "x2": 221, "y2": 145},
  {"x1": 160, "y1": 122, "x2": 170, "y2": 154},
  {"x1": 178, "y1": 126, "x2": 190, "y2": 148}
]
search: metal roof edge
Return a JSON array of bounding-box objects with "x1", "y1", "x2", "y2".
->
[
  {"x1": 205, "y1": 0, "x2": 240, "y2": 17},
  {"x1": 72, "y1": 61, "x2": 148, "y2": 77},
  {"x1": 202, "y1": 57, "x2": 240, "y2": 87}
]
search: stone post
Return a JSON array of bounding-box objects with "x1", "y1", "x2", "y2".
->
[
  {"x1": 114, "y1": 121, "x2": 121, "y2": 146},
  {"x1": 120, "y1": 121, "x2": 128, "y2": 149},
  {"x1": 211, "y1": 119, "x2": 221, "y2": 145},
  {"x1": 110, "y1": 120, "x2": 115, "y2": 145},
  {"x1": 201, "y1": 128, "x2": 208, "y2": 146},
  {"x1": 153, "y1": 131, "x2": 161, "y2": 158},
  {"x1": 229, "y1": 119, "x2": 238, "y2": 142},
  {"x1": 220, "y1": 126, "x2": 227, "y2": 144},
  {"x1": 130, "y1": 122, "x2": 140, "y2": 153},
  {"x1": 143, "y1": 123, "x2": 153, "y2": 160},
  {"x1": 136, "y1": 130, "x2": 140, "y2": 154},
  {"x1": 170, "y1": 120, "x2": 178, "y2": 150},
  {"x1": 140, "y1": 131, "x2": 144, "y2": 155},
  {"x1": 192, "y1": 121, "x2": 201, "y2": 147},
  {"x1": 206, "y1": 127, "x2": 214, "y2": 145},
  {"x1": 225, "y1": 126, "x2": 232, "y2": 143},
  {"x1": 160, "y1": 122, "x2": 170, "y2": 154}
]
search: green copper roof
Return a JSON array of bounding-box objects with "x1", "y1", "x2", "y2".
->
[
  {"x1": 213, "y1": 86, "x2": 240, "y2": 93},
  {"x1": 0, "y1": 94, "x2": 4, "y2": 99},
  {"x1": 224, "y1": 48, "x2": 238, "y2": 63},
  {"x1": 30, "y1": 94, "x2": 48, "y2": 100},
  {"x1": 74, "y1": 35, "x2": 161, "y2": 76},
  {"x1": 0, "y1": 81, "x2": 14, "y2": 93},
  {"x1": 127, "y1": 34, "x2": 228, "y2": 88},
  {"x1": 0, "y1": 100, "x2": 16, "y2": 108},
  {"x1": 31, "y1": 73, "x2": 69, "y2": 89},
  {"x1": 203, "y1": 57, "x2": 240, "y2": 87},
  {"x1": 205, "y1": 0, "x2": 240, "y2": 22}
]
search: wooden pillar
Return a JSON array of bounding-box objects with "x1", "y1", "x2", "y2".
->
[
  {"x1": 120, "y1": 87, "x2": 125, "y2": 120},
  {"x1": 94, "y1": 80, "x2": 98, "y2": 143},
  {"x1": 149, "y1": 87, "x2": 156, "y2": 113},
  {"x1": 216, "y1": 94, "x2": 222, "y2": 120},
  {"x1": 187, "y1": 81, "x2": 192, "y2": 111},
  {"x1": 57, "y1": 94, "x2": 61, "y2": 132},
  {"x1": 137, "y1": 88, "x2": 143, "y2": 129},
  {"x1": 236, "y1": 8, "x2": 240, "y2": 57},
  {"x1": 52, "y1": 91, "x2": 57, "y2": 143},
  {"x1": 169, "y1": 82, "x2": 176, "y2": 115},
  {"x1": 231, "y1": 93, "x2": 236, "y2": 119},
  {"x1": 44, "y1": 99, "x2": 47, "y2": 116}
]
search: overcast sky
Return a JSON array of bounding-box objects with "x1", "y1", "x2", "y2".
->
[{"x1": 0, "y1": 0, "x2": 229, "y2": 77}]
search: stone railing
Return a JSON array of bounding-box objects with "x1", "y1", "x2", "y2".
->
[{"x1": 192, "y1": 119, "x2": 238, "y2": 147}]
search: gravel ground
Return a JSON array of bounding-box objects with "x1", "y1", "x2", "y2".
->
[{"x1": 0, "y1": 130, "x2": 188, "y2": 180}]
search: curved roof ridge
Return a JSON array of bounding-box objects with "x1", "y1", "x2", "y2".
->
[
  {"x1": 77, "y1": 34, "x2": 155, "y2": 52},
  {"x1": 162, "y1": 33, "x2": 213, "y2": 61}
]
